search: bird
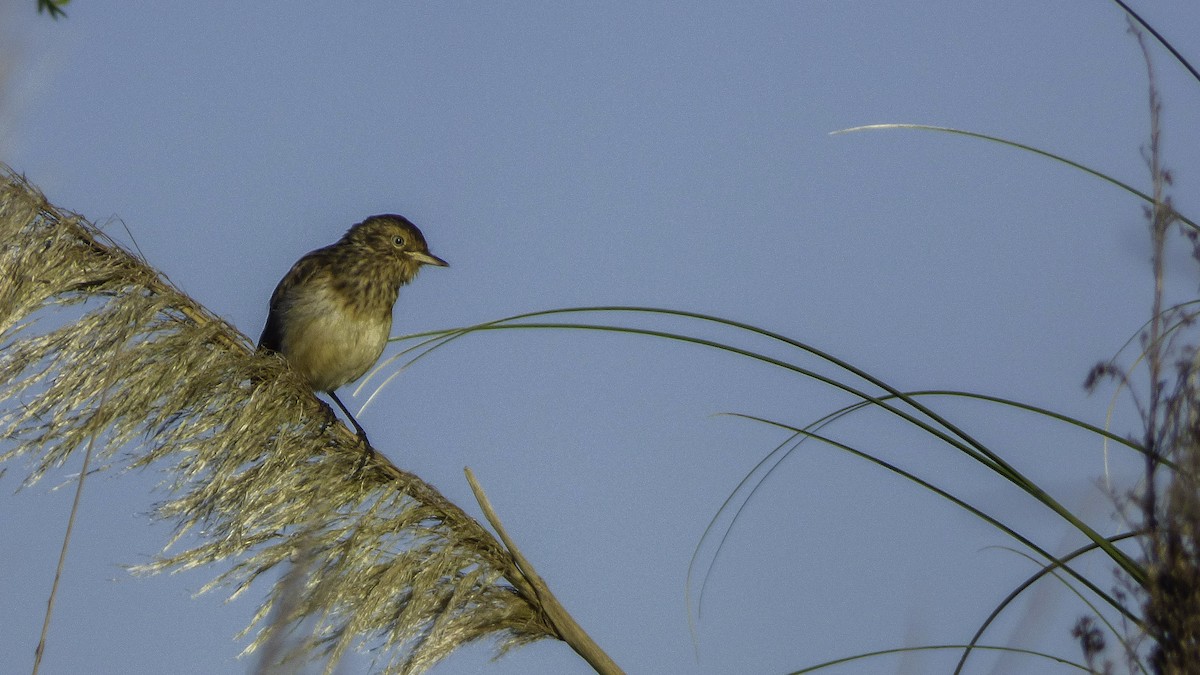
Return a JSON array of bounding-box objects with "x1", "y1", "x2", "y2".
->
[{"x1": 258, "y1": 214, "x2": 448, "y2": 446}]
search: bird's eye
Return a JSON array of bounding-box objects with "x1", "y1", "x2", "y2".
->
[{"x1": 392, "y1": 236, "x2": 406, "y2": 247}]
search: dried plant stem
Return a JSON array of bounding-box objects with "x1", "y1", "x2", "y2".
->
[
  {"x1": 465, "y1": 468, "x2": 624, "y2": 675},
  {"x1": 31, "y1": 338, "x2": 121, "y2": 675},
  {"x1": 1137, "y1": 23, "x2": 1167, "y2": 539},
  {"x1": 31, "y1": 422, "x2": 96, "y2": 675}
]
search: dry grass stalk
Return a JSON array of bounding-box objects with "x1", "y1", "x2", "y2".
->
[
  {"x1": 1078, "y1": 25, "x2": 1200, "y2": 674},
  {"x1": 1132, "y1": 26, "x2": 1200, "y2": 674},
  {"x1": 0, "y1": 165, "x2": 562, "y2": 673},
  {"x1": 1144, "y1": 399, "x2": 1200, "y2": 673}
]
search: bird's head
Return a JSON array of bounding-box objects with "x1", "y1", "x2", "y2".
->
[{"x1": 342, "y1": 214, "x2": 448, "y2": 283}]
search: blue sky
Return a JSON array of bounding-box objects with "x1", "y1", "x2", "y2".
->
[{"x1": 3, "y1": 2, "x2": 1200, "y2": 673}]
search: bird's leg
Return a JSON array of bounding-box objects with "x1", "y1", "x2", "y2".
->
[
  {"x1": 326, "y1": 391, "x2": 374, "y2": 472},
  {"x1": 327, "y1": 390, "x2": 369, "y2": 441}
]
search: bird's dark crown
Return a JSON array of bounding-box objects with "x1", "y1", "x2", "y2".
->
[{"x1": 341, "y1": 214, "x2": 430, "y2": 251}]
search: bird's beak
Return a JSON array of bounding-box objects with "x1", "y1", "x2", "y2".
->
[{"x1": 410, "y1": 251, "x2": 449, "y2": 267}]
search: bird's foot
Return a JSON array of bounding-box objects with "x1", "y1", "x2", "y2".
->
[{"x1": 348, "y1": 424, "x2": 374, "y2": 478}]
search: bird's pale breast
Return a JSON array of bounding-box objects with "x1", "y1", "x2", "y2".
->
[{"x1": 276, "y1": 283, "x2": 392, "y2": 392}]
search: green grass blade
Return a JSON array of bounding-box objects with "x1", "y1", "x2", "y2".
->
[
  {"x1": 378, "y1": 307, "x2": 1147, "y2": 584},
  {"x1": 832, "y1": 123, "x2": 1198, "y2": 233},
  {"x1": 1111, "y1": 0, "x2": 1200, "y2": 85},
  {"x1": 953, "y1": 533, "x2": 1144, "y2": 675},
  {"x1": 693, "y1": 388, "x2": 1154, "y2": 627},
  {"x1": 788, "y1": 643, "x2": 1089, "y2": 673},
  {"x1": 726, "y1": 413, "x2": 1139, "y2": 623}
]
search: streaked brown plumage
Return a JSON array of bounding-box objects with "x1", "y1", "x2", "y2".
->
[{"x1": 258, "y1": 214, "x2": 447, "y2": 442}]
